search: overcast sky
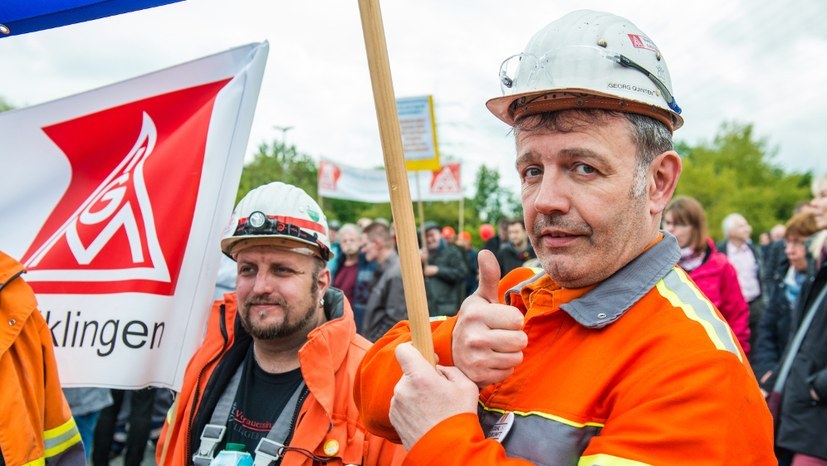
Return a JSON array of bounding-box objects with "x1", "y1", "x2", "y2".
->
[{"x1": 2, "y1": 0, "x2": 825, "y2": 195}]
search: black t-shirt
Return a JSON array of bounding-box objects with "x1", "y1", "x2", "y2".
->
[{"x1": 223, "y1": 346, "x2": 304, "y2": 454}]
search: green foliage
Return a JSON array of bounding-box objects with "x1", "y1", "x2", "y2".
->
[
  {"x1": 471, "y1": 165, "x2": 520, "y2": 224},
  {"x1": 236, "y1": 141, "x2": 318, "y2": 203},
  {"x1": 0, "y1": 97, "x2": 13, "y2": 112},
  {"x1": 675, "y1": 122, "x2": 812, "y2": 240}
]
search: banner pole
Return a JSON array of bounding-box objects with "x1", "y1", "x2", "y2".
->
[
  {"x1": 458, "y1": 196, "x2": 464, "y2": 237},
  {"x1": 416, "y1": 171, "x2": 426, "y2": 246},
  {"x1": 357, "y1": 0, "x2": 434, "y2": 364}
]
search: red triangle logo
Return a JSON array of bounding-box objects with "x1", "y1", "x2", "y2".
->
[{"x1": 21, "y1": 79, "x2": 230, "y2": 295}]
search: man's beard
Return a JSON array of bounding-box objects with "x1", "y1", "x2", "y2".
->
[{"x1": 239, "y1": 294, "x2": 319, "y2": 340}]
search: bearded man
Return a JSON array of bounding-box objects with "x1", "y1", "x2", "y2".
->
[{"x1": 157, "y1": 182, "x2": 403, "y2": 466}]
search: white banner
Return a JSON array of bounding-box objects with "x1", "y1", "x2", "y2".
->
[
  {"x1": 318, "y1": 158, "x2": 462, "y2": 203},
  {"x1": 0, "y1": 42, "x2": 269, "y2": 390}
]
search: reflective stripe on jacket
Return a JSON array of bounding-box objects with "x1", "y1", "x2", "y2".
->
[
  {"x1": 157, "y1": 287, "x2": 404, "y2": 466},
  {"x1": 687, "y1": 238, "x2": 751, "y2": 355},
  {"x1": 0, "y1": 251, "x2": 85, "y2": 466},
  {"x1": 356, "y1": 234, "x2": 775, "y2": 465}
]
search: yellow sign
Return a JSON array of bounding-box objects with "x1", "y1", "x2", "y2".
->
[{"x1": 397, "y1": 95, "x2": 440, "y2": 171}]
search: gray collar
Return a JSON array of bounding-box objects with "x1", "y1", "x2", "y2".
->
[{"x1": 560, "y1": 232, "x2": 680, "y2": 328}]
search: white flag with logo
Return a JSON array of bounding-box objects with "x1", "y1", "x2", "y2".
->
[
  {"x1": 318, "y1": 158, "x2": 462, "y2": 202},
  {"x1": 0, "y1": 42, "x2": 268, "y2": 390}
]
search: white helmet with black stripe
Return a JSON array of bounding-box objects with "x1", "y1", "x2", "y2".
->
[
  {"x1": 486, "y1": 9, "x2": 683, "y2": 132},
  {"x1": 221, "y1": 182, "x2": 332, "y2": 262}
]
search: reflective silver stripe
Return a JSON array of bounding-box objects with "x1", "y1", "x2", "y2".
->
[
  {"x1": 43, "y1": 421, "x2": 80, "y2": 456},
  {"x1": 657, "y1": 268, "x2": 741, "y2": 359},
  {"x1": 479, "y1": 405, "x2": 602, "y2": 465}
]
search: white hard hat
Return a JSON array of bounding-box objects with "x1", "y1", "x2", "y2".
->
[
  {"x1": 221, "y1": 182, "x2": 332, "y2": 261},
  {"x1": 486, "y1": 10, "x2": 683, "y2": 131}
]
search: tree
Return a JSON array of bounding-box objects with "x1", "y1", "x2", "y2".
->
[
  {"x1": 675, "y1": 122, "x2": 812, "y2": 240},
  {"x1": 236, "y1": 140, "x2": 318, "y2": 203},
  {"x1": 471, "y1": 165, "x2": 520, "y2": 224}
]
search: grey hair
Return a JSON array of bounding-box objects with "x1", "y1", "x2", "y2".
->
[
  {"x1": 514, "y1": 110, "x2": 673, "y2": 198},
  {"x1": 812, "y1": 173, "x2": 827, "y2": 198},
  {"x1": 625, "y1": 113, "x2": 674, "y2": 197},
  {"x1": 721, "y1": 213, "x2": 746, "y2": 237},
  {"x1": 337, "y1": 223, "x2": 362, "y2": 238}
]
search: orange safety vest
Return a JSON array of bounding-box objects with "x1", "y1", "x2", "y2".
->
[
  {"x1": 0, "y1": 251, "x2": 85, "y2": 465},
  {"x1": 157, "y1": 290, "x2": 404, "y2": 466},
  {"x1": 355, "y1": 236, "x2": 776, "y2": 465}
]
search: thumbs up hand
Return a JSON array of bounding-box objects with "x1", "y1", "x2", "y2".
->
[{"x1": 452, "y1": 249, "x2": 528, "y2": 388}]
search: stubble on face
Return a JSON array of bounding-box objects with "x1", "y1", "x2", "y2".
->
[
  {"x1": 529, "y1": 194, "x2": 648, "y2": 288},
  {"x1": 239, "y1": 270, "x2": 321, "y2": 340}
]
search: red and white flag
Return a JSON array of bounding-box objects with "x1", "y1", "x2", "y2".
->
[
  {"x1": 0, "y1": 42, "x2": 268, "y2": 389},
  {"x1": 318, "y1": 158, "x2": 463, "y2": 203}
]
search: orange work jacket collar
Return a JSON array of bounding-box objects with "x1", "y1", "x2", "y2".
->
[
  {"x1": 0, "y1": 251, "x2": 36, "y2": 354},
  {"x1": 505, "y1": 233, "x2": 678, "y2": 328}
]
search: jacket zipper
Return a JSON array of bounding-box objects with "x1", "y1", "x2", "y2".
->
[
  {"x1": 282, "y1": 385, "x2": 310, "y2": 450},
  {"x1": 184, "y1": 303, "x2": 230, "y2": 463}
]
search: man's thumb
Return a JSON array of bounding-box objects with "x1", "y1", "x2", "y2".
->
[
  {"x1": 395, "y1": 342, "x2": 431, "y2": 376},
  {"x1": 475, "y1": 249, "x2": 502, "y2": 303}
]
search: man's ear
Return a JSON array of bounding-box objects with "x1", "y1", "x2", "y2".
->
[
  {"x1": 317, "y1": 266, "x2": 331, "y2": 296},
  {"x1": 648, "y1": 150, "x2": 682, "y2": 216}
]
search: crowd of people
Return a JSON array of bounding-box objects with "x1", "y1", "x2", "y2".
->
[{"x1": 3, "y1": 7, "x2": 827, "y2": 466}]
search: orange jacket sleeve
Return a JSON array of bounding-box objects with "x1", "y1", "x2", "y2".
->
[
  {"x1": 402, "y1": 414, "x2": 532, "y2": 466},
  {"x1": 354, "y1": 317, "x2": 458, "y2": 442}
]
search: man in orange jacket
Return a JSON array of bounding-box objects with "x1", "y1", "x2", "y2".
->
[
  {"x1": 157, "y1": 182, "x2": 403, "y2": 465},
  {"x1": 354, "y1": 10, "x2": 776, "y2": 465},
  {"x1": 1, "y1": 251, "x2": 85, "y2": 465}
]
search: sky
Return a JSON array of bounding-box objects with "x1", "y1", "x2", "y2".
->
[{"x1": 2, "y1": 0, "x2": 825, "y2": 196}]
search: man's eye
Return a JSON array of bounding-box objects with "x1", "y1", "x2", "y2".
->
[
  {"x1": 573, "y1": 164, "x2": 597, "y2": 175},
  {"x1": 522, "y1": 167, "x2": 542, "y2": 179}
]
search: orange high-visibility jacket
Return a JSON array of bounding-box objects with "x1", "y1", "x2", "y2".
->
[
  {"x1": 355, "y1": 235, "x2": 776, "y2": 465},
  {"x1": 0, "y1": 252, "x2": 85, "y2": 465},
  {"x1": 157, "y1": 289, "x2": 404, "y2": 466}
]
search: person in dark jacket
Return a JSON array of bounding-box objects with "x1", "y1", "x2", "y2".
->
[
  {"x1": 496, "y1": 218, "x2": 537, "y2": 275},
  {"x1": 481, "y1": 219, "x2": 509, "y2": 254},
  {"x1": 456, "y1": 231, "x2": 480, "y2": 297},
  {"x1": 421, "y1": 222, "x2": 468, "y2": 317},
  {"x1": 773, "y1": 175, "x2": 827, "y2": 465},
  {"x1": 754, "y1": 212, "x2": 818, "y2": 387},
  {"x1": 361, "y1": 222, "x2": 407, "y2": 342}
]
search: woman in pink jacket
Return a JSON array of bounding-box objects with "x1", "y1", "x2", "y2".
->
[{"x1": 664, "y1": 196, "x2": 752, "y2": 355}]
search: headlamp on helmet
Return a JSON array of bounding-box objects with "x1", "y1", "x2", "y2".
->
[
  {"x1": 231, "y1": 211, "x2": 331, "y2": 262},
  {"x1": 220, "y1": 182, "x2": 333, "y2": 262}
]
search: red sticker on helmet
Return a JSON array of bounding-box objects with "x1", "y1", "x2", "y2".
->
[{"x1": 627, "y1": 34, "x2": 658, "y2": 52}]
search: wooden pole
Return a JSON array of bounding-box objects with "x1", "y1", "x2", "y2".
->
[
  {"x1": 458, "y1": 196, "x2": 465, "y2": 237},
  {"x1": 416, "y1": 171, "x2": 426, "y2": 246},
  {"x1": 358, "y1": 0, "x2": 435, "y2": 364}
]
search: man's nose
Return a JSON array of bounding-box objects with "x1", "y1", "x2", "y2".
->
[
  {"x1": 252, "y1": 271, "x2": 274, "y2": 295},
  {"x1": 531, "y1": 174, "x2": 571, "y2": 215}
]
